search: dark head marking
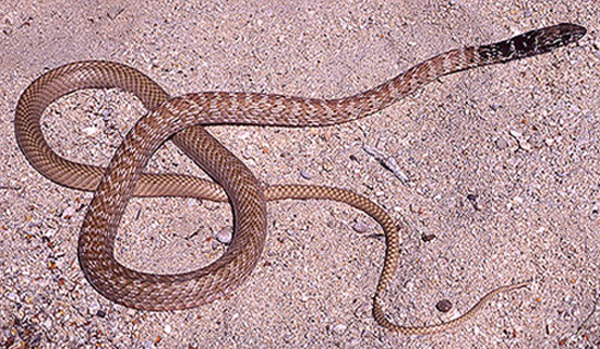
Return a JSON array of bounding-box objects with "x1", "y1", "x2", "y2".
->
[{"x1": 478, "y1": 23, "x2": 586, "y2": 64}]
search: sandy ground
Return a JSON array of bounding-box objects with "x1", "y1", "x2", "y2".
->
[{"x1": 1, "y1": 1, "x2": 599, "y2": 348}]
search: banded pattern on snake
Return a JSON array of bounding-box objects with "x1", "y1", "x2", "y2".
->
[{"x1": 15, "y1": 23, "x2": 585, "y2": 335}]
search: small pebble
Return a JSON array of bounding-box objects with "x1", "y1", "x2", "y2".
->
[
  {"x1": 409, "y1": 203, "x2": 424, "y2": 214},
  {"x1": 237, "y1": 131, "x2": 251, "y2": 140},
  {"x1": 489, "y1": 103, "x2": 500, "y2": 111},
  {"x1": 96, "y1": 310, "x2": 106, "y2": 318},
  {"x1": 322, "y1": 160, "x2": 333, "y2": 172},
  {"x1": 466, "y1": 193, "x2": 480, "y2": 210},
  {"x1": 436, "y1": 299, "x2": 453, "y2": 313},
  {"x1": 62, "y1": 206, "x2": 76, "y2": 219},
  {"x1": 495, "y1": 137, "x2": 509, "y2": 150},
  {"x1": 102, "y1": 108, "x2": 113, "y2": 119},
  {"x1": 509, "y1": 130, "x2": 522, "y2": 138},
  {"x1": 216, "y1": 228, "x2": 232, "y2": 244},
  {"x1": 88, "y1": 301, "x2": 100, "y2": 315},
  {"x1": 513, "y1": 196, "x2": 524, "y2": 205},
  {"x1": 43, "y1": 228, "x2": 57, "y2": 238},
  {"x1": 300, "y1": 170, "x2": 312, "y2": 180},
  {"x1": 509, "y1": 130, "x2": 532, "y2": 151},
  {"x1": 352, "y1": 221, "x2": 370, "y2": 233},
  {"x1": 82, "y1": 126, "x2": 101, "y2": 137},
  {"x1": 354, "y1": 302, "x2": 371, "y2": 318},
  {"x1": 421, "y1": 233, "x2": 436, "y2": 242},
  {"x1": 333, "y1": 324, "x2": 347, "y2": 335},
  {"x1": 164, "y1": 324, "x2": 172, "y2": 334},
  {"x1": 42, "y1": 317, "x2": 53, "y2": 330}
]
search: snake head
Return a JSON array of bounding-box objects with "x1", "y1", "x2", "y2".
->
[
  {"x1": 527, "y1": 23, "x2": 587, "y2": 53},
  {"x1": 478, "y1": 23, "x2": 586, "y2": 63}
]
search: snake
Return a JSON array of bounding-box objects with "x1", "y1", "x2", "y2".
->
[{"x1": 14, "y1": 23, "x2": 585, "y2": 335}]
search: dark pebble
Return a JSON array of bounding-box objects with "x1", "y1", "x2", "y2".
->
[
  {"x1": 421, "y1": 233, "x2": 436, "y2": 242},
  {"x1": 96, "y1": 310, "x2": 106, "y2": 318},
  {"x1": 466, "y1": 193, "x2": 480, "y2": 210},
  {"x1": 436, "y1": 299, "x2": 452, "y2": 313}
]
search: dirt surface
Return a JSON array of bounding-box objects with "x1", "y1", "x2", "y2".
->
[{"x1": 1, "y1": 1, "x2": 598, "y2": 348}]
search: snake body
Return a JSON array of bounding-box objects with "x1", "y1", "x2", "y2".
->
[{"x1": 15, "y1": 23, "x2": 585, "y2": 335}]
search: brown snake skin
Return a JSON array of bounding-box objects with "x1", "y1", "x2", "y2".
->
[{"x1": 15, "y1": 23, "x2": 585, "y2": 335}]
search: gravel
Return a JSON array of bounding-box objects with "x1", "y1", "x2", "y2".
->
[{"x1": 1, "y1": 1, "x2": 598, "y2": 348}]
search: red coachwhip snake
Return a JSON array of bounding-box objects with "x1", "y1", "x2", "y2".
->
[{"x1": 14, "y1": 23, "x2": 585, "y2": 335}]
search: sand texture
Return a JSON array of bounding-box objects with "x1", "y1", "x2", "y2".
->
[{"x1": 1, "y1": 1, "x2": 598, "y2": 348}]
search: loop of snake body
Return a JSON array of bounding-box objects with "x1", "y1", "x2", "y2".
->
[{"x1": 15, "y1": 23, "x2": 585, "y2": 335}]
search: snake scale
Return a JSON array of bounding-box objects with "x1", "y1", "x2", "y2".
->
[{"x1": 15, "y1": 23, "x2": 585, "y2": 335}]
